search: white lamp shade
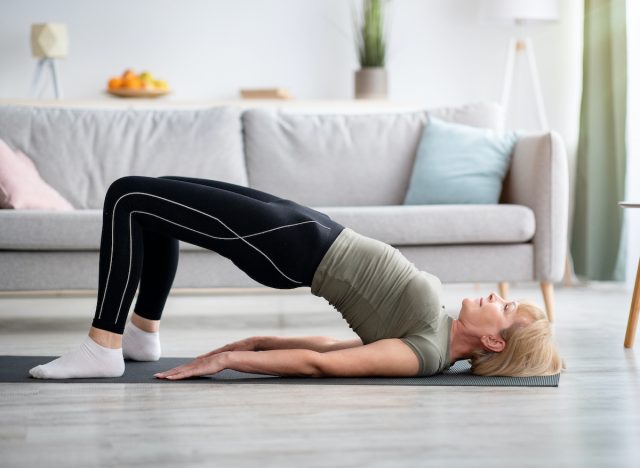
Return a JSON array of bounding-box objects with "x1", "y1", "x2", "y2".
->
[
  {"x1": 479, "y1": 0, "x2": 559, "y2": 23},
  {"x1": 31, "y1": 23, "x2": 69, "y2": 58}
]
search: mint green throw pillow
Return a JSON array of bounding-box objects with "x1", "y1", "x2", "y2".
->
[{"x1": 403, "y1": 118, "x2": 518, "y2": 205}]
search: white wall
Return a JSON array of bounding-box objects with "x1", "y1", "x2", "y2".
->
[
  {"x1": 1, "y1": 0, "x2": 582, "y2": 122},
  {"x1": 1, "y1": 0, "x2": 584, "y2": 244}
]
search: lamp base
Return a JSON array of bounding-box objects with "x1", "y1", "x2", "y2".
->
[
  {"x1": 30, "y1": 58, "x2": 63, "y2": 99},
  {"x1": 500, "y1": 36, "x2": 548, "y2": 130}
]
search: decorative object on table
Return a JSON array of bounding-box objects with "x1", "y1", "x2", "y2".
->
[
  {"x1": 239, "y1": 88, "x2": 292, "y2": 99},
  {"x1": 107, "y1": 69, "x2": 170, "y2": 98},
  {"x1": 30, "y1": 23, "x2": 69, "y2": 99},
  {"x1": 479, "y1": 0, "x2": 559, "y2": 130},
  {"x1": 353, "y1": 0, "x2": 389, "y2": 99}
]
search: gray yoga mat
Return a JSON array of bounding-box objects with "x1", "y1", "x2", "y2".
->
[{"x1": 0, "y1": 356, "x2": 559, "y2": 387}]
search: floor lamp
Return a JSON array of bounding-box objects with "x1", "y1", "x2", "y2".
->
[
  {"x1": 30, "y1": 23, "x2": 68, "y2": 99},
  {"x1": 480, "y1": 1, "x2": 574, "y2": 295},
  {"x1": 479, "y1": 0, "x2": 559, "y2": 130},
  {"x1": 499, "y1": 31, "x2": 578, "y2": 287},
  {"x1": 500, "y1": 36, "x2": 550, "y2": 130}
]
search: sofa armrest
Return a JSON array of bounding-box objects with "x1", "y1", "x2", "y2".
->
[{"x1": 500, "y1": 131, "x2": 569, "y2": 282}]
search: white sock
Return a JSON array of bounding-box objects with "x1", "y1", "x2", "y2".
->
[
  {"x1": 29, "y1": 336, "x2": 124, "y2": 379},
  {"x1": 122, "y1": 321, "x2": 161, "y2": 361}
]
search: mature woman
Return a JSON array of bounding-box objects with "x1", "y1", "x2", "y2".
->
[{"x1": 29, "y1": 176, "x2": 564, "y2": 380}]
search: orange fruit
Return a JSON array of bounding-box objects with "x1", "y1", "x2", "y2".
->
[
  {"x1": 122, "y1": 69, "x2": 136, "y2": 81},
  {"x1": 108, "y1": 77, "x2": 122, "y2": 90},
  {"x1": 123, "y1": 76, "x2": 142, "y2": 89}
]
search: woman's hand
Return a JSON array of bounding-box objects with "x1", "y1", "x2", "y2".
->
[
  {"x1": 154, "y1": 354, "x2": 226, "y2": 380},
  {"x1": 195, "y1": 337, "x2": 261, "y2": 359},
  {"x1": 155, "y1": 335, "x2": 263, "y2": 380}
]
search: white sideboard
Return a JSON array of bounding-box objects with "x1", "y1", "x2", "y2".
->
[{"x1": 0, "y1": 98, "x2": 432, "y2": 114}]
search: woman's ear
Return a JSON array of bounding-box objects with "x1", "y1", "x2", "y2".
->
[{"x1": 480, "y1": 334, "x2": 506, "y2": 353}]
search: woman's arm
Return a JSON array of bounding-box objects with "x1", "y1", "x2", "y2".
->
[
  {"x1": 241, "y1": 339, "x2": 420, "y2": 377},
  {"x1": 257, "y1": 336, "x2": 363, "y2": 353},
  {"x1": 155, "y1": 338, "x2": 420, "y2": 379},
  {"x1": 196, "y1": 336, "x2": 363, "y2": 359}
]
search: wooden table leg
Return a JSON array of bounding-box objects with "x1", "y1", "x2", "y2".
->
[
  {"x1": 498, "y1": 282, "x2": 509, "y2": 299},
  {"x1": 540, "y1": 281, "x2": 554, "y2": 322},
  {"x1": 624, "y1": 258, "x2": 640, "y2": 348}
]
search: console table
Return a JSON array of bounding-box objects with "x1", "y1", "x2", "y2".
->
[{"x1": 0, "y1": 98, "x2": 429, "y2": 113}]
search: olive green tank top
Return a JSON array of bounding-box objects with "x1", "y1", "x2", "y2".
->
[{"x1": 310, "y1": 227, "x2": 454, "y2": 376}]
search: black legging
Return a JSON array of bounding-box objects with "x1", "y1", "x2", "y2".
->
[{"x1": 91, "y1": 176, "x2": 345, "y2": 334}]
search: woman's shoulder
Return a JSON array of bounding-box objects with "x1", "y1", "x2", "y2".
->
[
  {"x1": 399, "y1": 335, "x2": 444, "y2": 376},
  {"x1": 400, "y1": 312, "x2": 453, "y2": 376}
]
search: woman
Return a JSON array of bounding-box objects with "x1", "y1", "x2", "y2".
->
[{"x1": 29, "y1": 176, "x2": 564, "y2": 380}]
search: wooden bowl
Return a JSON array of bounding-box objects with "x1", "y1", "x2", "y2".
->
[{"x1": 107, "y1": 88, "x2": 170, "y2": 98}]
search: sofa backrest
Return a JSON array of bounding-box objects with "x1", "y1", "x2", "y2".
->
[
  {"x1": 0, "y1": 105, "x2": 247, "y2": 209},
  {"x1": 0, "y1": 102, "x2": 501, "y2": 210},
  {"x1": 242, "y1": 102, "x2": 502, "y2": 206}
]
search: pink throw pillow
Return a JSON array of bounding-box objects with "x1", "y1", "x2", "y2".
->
[{"x1": 0, "y1": 138, "x2": 74, "y2": 210}]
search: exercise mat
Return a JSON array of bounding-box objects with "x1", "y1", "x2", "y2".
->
[{"x1": 0, "y1": 356, "x2": 559, "y2": 387}]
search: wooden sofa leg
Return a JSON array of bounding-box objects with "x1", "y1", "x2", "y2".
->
[
  {"x1": 540, "y1": 281, "x2": 555, "y2": 322},
  {"x1": 562, "y1": 254, "x2": 574, "y2": 287},
  {"x1": 498, "y1": 282, "x2": 509, "y2": 299}
]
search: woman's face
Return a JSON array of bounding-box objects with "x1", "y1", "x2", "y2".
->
[{"x1": 459, "y1": 292, "x2": 521, "y2": 339}]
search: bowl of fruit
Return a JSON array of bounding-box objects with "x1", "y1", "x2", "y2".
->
[{"x1": 107, "y1": 69, "x2": 170, "y2": 98}]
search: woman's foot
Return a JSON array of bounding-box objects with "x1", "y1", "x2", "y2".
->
[
  {"x1": 122, "y1": 320, "x2": 161, "y2": 361},
  {"x1": 29, "y1": 336, "x2": 125, "y2": 379}
]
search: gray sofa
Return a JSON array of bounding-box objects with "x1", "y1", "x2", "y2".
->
[{"x1": 0, "y1": 102, "x2": 568, "y2": 317}]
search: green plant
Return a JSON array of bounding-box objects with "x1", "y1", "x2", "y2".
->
[{"x1": 355, "y1": 0, "x2": 388, "y2": 68}]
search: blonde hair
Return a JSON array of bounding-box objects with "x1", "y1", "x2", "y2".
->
[{"x1": 470, "y1": 301, "x2": 566, "y2": 377}]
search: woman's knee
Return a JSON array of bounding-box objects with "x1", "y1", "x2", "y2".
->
[{"x1": 105, "y1": 175, "x2": 150, "y2": 203}]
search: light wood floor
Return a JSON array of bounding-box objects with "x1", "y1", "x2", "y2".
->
[{"x1": 1, "y1": 282, "x2": 639, "y2": 468}]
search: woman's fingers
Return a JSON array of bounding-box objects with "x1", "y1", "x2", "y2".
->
[
  {"x1": 154, "y1": 368, "x2": 182, "y2": 379},
  {"x1": 154, "y1": 360, "x2": 198, "y2": 379},
  {"x1": 155, "y1": 368, "x2": 193, "y2": 379},
  {"x1": 195, "y1": 337, "x2": 257, "y2": 359},
  {"x1": 154, "y1": 356, "x2": 222, "y2": 380},
  {"x1": 196, "y1": 349, "x2": 223, "y2": 359},
  {"x1": 164, "y1": 370, "x2": 192, "y2": 380},
  {"x1": 196, "y1": 346, "x2": 227, "y2": 359}
]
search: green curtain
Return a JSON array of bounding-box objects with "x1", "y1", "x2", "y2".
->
[{"x1": 571, "y1": 0, "x2": 627, "y2": 281}]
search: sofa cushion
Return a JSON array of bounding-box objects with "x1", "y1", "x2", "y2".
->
[
  {"x1": 0, "y1": 204, "x2": 534, "y2": 251},
  {"x1": 320, "y1": 204, "x2": 535, "y2": 245},
  {"x1": 243, "y1": 102, "x2": 502, "y2": 207},
  {"x1": 0, "y1": 138, "x2": 74, "y2": 210},
  {"x1": 404, "y1": 118, "x2": 518, "y2": 205},
  {"x1": 0, "y1": 105, "x2": 247, "y2": 209}
]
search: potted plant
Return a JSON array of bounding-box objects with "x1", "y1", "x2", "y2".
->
[{"x1": 354, "y1": 0, "x2": 389, "y2": 99}]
